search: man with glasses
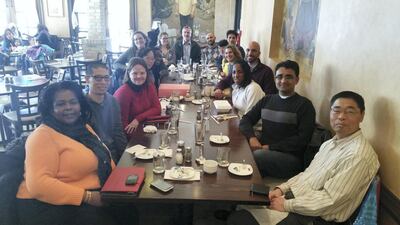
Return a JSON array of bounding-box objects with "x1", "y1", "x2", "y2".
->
[
  {"x1": 239, "y1": 60, "x2": 316, "y2": 179},
  {"x1": 85, "y1": 63, "x2": 127, "y2": 161},
  {"x1": 230, "y1": 91, "x2": 379, "y2": 225}
]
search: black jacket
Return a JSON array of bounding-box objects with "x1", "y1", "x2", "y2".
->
[{"x1": 174, "y1": 39, "x2": 201, "y2": 63}]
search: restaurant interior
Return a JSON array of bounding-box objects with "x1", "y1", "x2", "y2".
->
[{"x1": 0, "y1": 0, "x2": 399, "y2": 225}]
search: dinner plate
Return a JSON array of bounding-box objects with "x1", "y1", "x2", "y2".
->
[
  {"x1": 191, "y1": 99, "x2": 203, "y2": 105},
  {"x1": 170, "y1": 167, "x2": 195, "y2": 180},
  {"x1": 228, "y1": 163, "x2": 253, "y2": 176},
  {"x1": 209, "y1": 135, "x2": 230, "y2": 144},
  {"x1": 135, "y1": 148, "x2": 156, "y2": 160}
]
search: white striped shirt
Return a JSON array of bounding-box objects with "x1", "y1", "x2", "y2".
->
[{"x1": 278, "y1": 130, "x2": 379, "y2": 222}]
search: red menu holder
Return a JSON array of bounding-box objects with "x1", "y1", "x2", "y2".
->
[{"x1": 101, "y1": 167, "x2": 145, "y2": 199}]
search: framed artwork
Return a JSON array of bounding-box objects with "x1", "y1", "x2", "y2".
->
[{"x1": 47, "y1": 0, "x2": 64, "y2": 17}]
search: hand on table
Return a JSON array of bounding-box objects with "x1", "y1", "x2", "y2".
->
[
  {"x1": 269, "y1": 188, "x2": 283, "y2": 200},
  {"x1": 125, "y1": 119, "x2": 139, "y2": 134},
  {"x1": 214, "y1": 89, "x2": 223, "y2": 99},
  {"x1": 269, "y1": 196, "x2": 286, "y2": 212}
]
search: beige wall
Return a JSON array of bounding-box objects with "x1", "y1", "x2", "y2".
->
[
  {"x1": 44, "y1": 0, "x2": 70, "y2": 38},
  {"x1": 241, "y1": 0, "x2": 400, "y2": 198},
  {"x1": 136, "y1": 0, "x2": 152, "y2": 32}
]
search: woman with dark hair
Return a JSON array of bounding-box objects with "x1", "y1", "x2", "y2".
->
[
  {"x1": 113, "y1": 31, "x2": 149, "y2": 71},
  {"x1": 34, "y1": 24, "x2": 53, "y2": 48},
  {"x1": 231, "y1": 60, "x2": 265, "y2": 117},
  {"x1": 156, "y1": 32, "x2": 176, "y2": 66},
  {"x1": 15, "y1": 81, "x2": 126, "y2": 225},
  {"x1": 137, "y1": 47, "x2": 168, "y2": 90},
  {"x1": 1, "y1": 28, "x2": 18, "y2": 53},
  {"x1": 113, "y1": 57, "x2": 161, "y2": 138}
]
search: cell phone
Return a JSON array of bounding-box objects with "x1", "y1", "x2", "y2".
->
[
  {"x1": 125, "y1": 174, "x2": 138, "y2": 185},
  {"x1": 250, "y1": 184, "x2": 270, "y2": 196},
  {"x1": 150, "y1": 179, "x2": 174, "y2": 192}
]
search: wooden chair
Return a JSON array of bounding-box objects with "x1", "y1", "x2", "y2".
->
[
  {"x1": 0, "y1": 54, "x2": 18, "y2": 77},
  {"x1": 76, "y1": 59, "x2": 102, "y2": 88},
  {"x1": 2, "y1": 80, "x2": 50, "y2": 137}
]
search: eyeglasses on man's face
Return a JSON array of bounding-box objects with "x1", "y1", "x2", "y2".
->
[
  {"x1": 330, "y1": 107, "x2": 360, "y2": 117},
  {"x1": 90, "y1": 75, "x2": 110, "y2": 82}
]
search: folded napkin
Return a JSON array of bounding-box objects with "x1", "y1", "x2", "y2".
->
[
  {"x1": 158, "y1": 148, "x2": 173, "y2": 158},
  {"x1": 164, "y1": 168, "x2": 201, "y2": 181},
  {"x1": 125, "y1": 145, "x2": 146, "y2": 154},
  {"x1": 143, "y1": 125, "x2": 157, "y2": 133}
]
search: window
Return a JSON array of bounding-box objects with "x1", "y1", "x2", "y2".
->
[
  {"x1": 0, "y1": 0, "x2": 7, "y2": 30},
  {"x1": 107, "y1": 0, "x2": 131, "y2": 51},
  {"x1": 14, "y1": 0, "x2": 39, "y2": 36}
]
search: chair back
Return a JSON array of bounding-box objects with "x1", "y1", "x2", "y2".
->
[
  {"x1": 76, "y1": 59, "x2": 102, "y2": 88},
  {"x1": 303, "y1": 123, "x2": 332, "y2": 169},
  {"x1": 10, "y1": 80, "x2": 50, "y2": 134},
  {"x1": 30, "y1": 60, "x2": 52, "y2": 79},
  {"x1": 352, "y1": 176, "x2": 381, "y2": 225}
]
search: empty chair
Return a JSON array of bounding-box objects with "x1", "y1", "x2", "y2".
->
[
  {"x1": 30, "y1": 60, "x2": 53, "y2": 79},
  {"x1": 2, "y1": 80, "x2": 50, "y2": 137},
  {"x1": 0, "y1": 54, "x2": 18, "y2": 77}
]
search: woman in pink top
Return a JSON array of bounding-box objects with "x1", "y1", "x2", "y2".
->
[
  {"x1": 114, "y1": 57, "x2": 161, "y2": 139},
  {"x1": 16, "y1": 81, "x2": 137, "y2": 225}
]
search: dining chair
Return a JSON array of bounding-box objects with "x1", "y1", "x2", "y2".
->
[
  {"x1": 0, "y1": 55, "x2": 18, "y2": 77},
  {"x1": 2, "y1": 80, "x2": 50, "y2": 137},
  {"x1": 30, "y1": 60, "x2": 53, "y2": 79},
  {"x1": 76, "y1": 59, "x2": 102, "y2": 88}
]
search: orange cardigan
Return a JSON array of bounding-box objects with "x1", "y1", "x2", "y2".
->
[{"x1": 17, "y1": 124, "x2": 115, "y2": 206}]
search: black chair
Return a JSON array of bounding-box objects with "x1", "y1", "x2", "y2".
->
[
  {"x1": 0, "y1": 54, "x2": 18, "y2": 77},
  {"x1": 76, "y1": 59, "x2": 102, "y2": 88},
  {"x1": 303, "y1": 123, "x2": 332, "y2": 169},
  {"x1": 30, "y1": 59, "x2": 53, "y2": 79},
  {"x1": 2, "y1": 80, "x2": 50, "y2": 137}
]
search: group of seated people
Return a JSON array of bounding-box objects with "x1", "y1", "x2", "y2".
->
[{"x1": 8, "y1": 24, "x2": 380, "y2": 225}]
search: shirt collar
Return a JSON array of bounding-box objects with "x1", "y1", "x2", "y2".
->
[{"x1": 331, "y1": 129, "x2": 362, "y2": 146}]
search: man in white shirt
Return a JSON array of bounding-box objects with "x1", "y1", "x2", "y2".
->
[
  {"x1": 174, "y1": 26, "x2": 201, "y2": 64},
  {"x1": 228, "y1": 91, "x2": 380, "y2": 225}
]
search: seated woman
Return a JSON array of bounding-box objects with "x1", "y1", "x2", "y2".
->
[
  {"x1": 231, "y1": 60, "x2": 265, "y2": 118},
  {"x1": 1, "y1": 28, "x2": 19, "y2": 54},
  {"x1": 137, "y1": 47, "x2": 168, "y2": 90},
  {"x1": 114, "y1": 57, "x2": 161, "y2": 138},
  {"x1": 26, "y1": 34, "x2": 55, "y2": 61},
  {"x1": 15, "y1": 81, "x2": 127, "y2": 225},
  {"x1": 220, "y1": 44, "x2": 242, "y2": 78},
  {"x1": 156, "y1": 32, "x2": 176, "y2": 66}
]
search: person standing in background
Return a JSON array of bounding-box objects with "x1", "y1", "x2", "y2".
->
[{"x1": 176, "y1": 0, "x2": 197, "y2": 31}]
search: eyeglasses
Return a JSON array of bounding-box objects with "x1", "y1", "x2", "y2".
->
[
  {"x1": 330, "y1": 107, "x2": 360, "y2": 116},
  {"x1": 90, "y1": 75, "x2": 110, "y2": 82}
]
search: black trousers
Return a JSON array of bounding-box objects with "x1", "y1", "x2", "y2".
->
[
  {"x1": 180, "y1": 14, "x2": 194, "y2": 31},
  {"x1": 17, "y1": 198, "x2": 138, "y2": 225},
  {"x1": 227, "y1": 210, "x2": 344, "y2": 225}
]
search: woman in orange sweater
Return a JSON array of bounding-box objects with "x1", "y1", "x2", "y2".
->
[{"x1": 16, "y1": 81, "x2": 135, "y2": 225}]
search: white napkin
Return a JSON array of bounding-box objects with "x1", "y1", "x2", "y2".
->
[
  {"x1": 168, "y1": 64, "x2": 176, "y2": 71},
  {"x1": 164, "y1": 169, "x2": 201, "y2": 181},
  {"x1": 158, "y1": 148, "x2": 173, "y2": 158},
  {"x1": 125, "y1": 144, "x2": 146, "y2": 154},
  {"x1": 143, "y1": 125, "x2": 157, "y2": 133}
]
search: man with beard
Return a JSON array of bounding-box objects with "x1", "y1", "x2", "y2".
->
[{"x1": 201, "y1": 32, "x2": 219, "y2": 65}]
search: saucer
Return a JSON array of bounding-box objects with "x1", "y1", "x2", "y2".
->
[
  {"x1": 209, "y1": 135, "x2": 230, "y2": 144},
  {"x1": 228, "y1": 163, "x2": 253, "y2": 176},
  {"x1": 170, "y1": 167, "x2": 195, "y2": 180}
]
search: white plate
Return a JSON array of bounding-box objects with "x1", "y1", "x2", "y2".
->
[
  {"x1": 209, "y1": 135, "x2": 230, "y2": 144},
  {"x1": 170, "y1": 167, "x2": 195, "y2": 180},
  {"x1": 135, "y1": 148, "x2": 156, "y2": 159},
  {"x1": 191, "y1": 99, "x2": 203, "y2": 105},
  {"x1": 228, "y1": 163, "x2": 253, "y2": 176},
  {"x1": 182, "y1": 74, "x2": 195, "y2": 81}
]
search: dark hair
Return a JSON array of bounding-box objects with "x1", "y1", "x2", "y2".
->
[
  {"x1": 136, "y1": 47, "x2": 154, "y2": 58},
  {"x1": 233, "y1": 59, "x2": 252, "y2": 88},
  {"x1": 132, "y1": 31, "x2": 149, "y2": 49},
  {"x1": 330, "y1": 91, "x2": 365, "y2": 113},
  {"x1": 182, "y1": 25, "x2": 192, "y2": 32},
  {"x1": 3, "y1": 28, "x2": 13, "y2": 39},
  {"x1": 123, "y1": 57, "x2": 150, "y2": 84},
  {"x1": 218, "y1": 39, "x2": 229, "y2": 47},
  {"x1": 226, "y1": 30, "x2": 238, "y2": 38},
  {"x1": 86, "y1": 63, "x2": 108, "y2": 76},
  {"x1": 157, "y1": 32, "x2": 170, "y2": 48},
  {"x1": 37, "y1": 24, "x2": 48, "y2": 33},
  {"x1": 38, "y1": 81, "x2": 91, "y2": 123},
  {"x1": 275, "y1": 60, "x2": 300, "y2": 77}
]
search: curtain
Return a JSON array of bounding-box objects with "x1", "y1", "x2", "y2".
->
[
  {"x1": 35, "y1": 0, "x2": 45, "y2": 25},
  {"x1": 129, "y1": 0, "x2": 137, "y2": 31}
]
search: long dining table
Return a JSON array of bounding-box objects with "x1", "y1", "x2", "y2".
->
[{"x1": 103, "y1": 100, "x2": 268, "y2": 206}]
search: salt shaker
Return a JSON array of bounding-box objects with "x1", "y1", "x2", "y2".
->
[
  {"x1": 184, "y1": 147, "x2": 192, "y2": 163},
  {"x1": 175, "y1": 148, "x2": 183, "y2": 165}
]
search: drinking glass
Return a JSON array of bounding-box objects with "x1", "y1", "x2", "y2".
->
[
  {"x1": 216, "y1": 147, "x2": 230, "y2": 167},
  {"x1": 153, "y1": 151, "x2": 165, "y2": 174},
  {"x1": 167, "y1": 108, "x2": 180, "y2": 135},
  {"x1": 159, "y1": 130, "x2": 170, "y2": 149}
]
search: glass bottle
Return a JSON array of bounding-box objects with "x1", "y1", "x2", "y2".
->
[
  {"x1": 175, "y1": 148, "x2": 183, "y2": 165},
  {"x1": 195, "y1": 110, "x2": 204, "y2": 145},
  {"x1": 184, "y1": 147, "x2": 192, "y2": 163}
]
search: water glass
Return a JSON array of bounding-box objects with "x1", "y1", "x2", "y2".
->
[
  {"x1": 159, "y1": 131, "x2": 170, "y2": 149},
  {"x1": 216, "y1": 147, "x2": 230, "y2": 167},
  {"x1": 153, "y1": 151, "x2": 165, "y2": 174},
  {"x1": 168, "y1": 108, "x2": 180, "y2": 135}
]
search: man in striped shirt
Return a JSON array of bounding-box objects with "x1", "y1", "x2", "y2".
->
[{"x1": 228, "y1": 91, "x2": 380, "y2": 225}]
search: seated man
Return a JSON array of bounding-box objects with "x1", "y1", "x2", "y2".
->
[
  {"x1": 229, "y1": 91, "x2": 380, "y2": 225},
  {"x1": 85, "y1": 63, "x2": 127, "y2": 161},
  {"x1": 239, "y1": 60, "x2": 315, "y2": 178},
  {"x1": 202, "y1": 32, "x2": 219, "y2": 65},
  {"x1": 214, "y1": 41, "x2": 277, "y2": 98},
  {"x1": 174, "y1": 25, "x2": 201, "y2": 64},
  {"x1": 226, "y1": 29, "x2": 245, "y2": 58}
]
